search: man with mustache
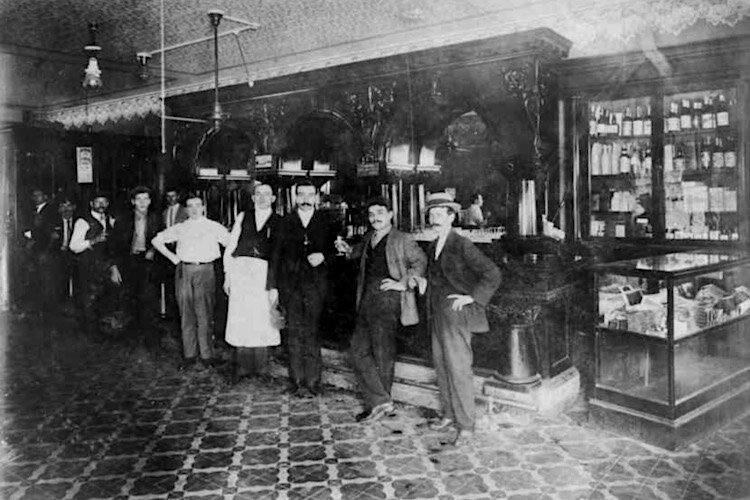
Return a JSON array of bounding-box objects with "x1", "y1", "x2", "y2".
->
[
  {"x1": 336, "y1": 197, "x2": 427, "y2": 422},
  {"x1": 268, "y1": 180, "x2": 335, "y2": 397},
  {"x1": 69, "y1": 192, "x2": 122, "y2": 340},
  {"x1": 413, "y1": 192, "x2": 501, "y2": 447}
]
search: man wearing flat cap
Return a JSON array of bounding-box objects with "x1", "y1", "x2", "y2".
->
[{"x1": 414, "y1": 192, "x2": 501, "y2": 447}]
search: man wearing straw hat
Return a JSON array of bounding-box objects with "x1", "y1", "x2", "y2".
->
[{"x1": 414, "y1": 191, "x2": 501, "y2": 447}]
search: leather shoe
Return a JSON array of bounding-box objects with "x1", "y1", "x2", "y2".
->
[
  {"x1": 428, "y1": 417, "x2": 455, "y2": 431},
  {"x1": 355, "y1": 409, "x2": 373, "y2": 422},
  {"x1": 366, "y1": 401, "x2": 395, "y2": 422},
  {"x1": 178, "y1": 358, "x2": 197, "y2": 371},
  {"x1": 452, "y1": 429, "x2": 475, "y2": 447}
]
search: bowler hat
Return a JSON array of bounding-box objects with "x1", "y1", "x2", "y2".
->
[{"x1": 425, "y1": 192, "x2": 461, "y2": 213}]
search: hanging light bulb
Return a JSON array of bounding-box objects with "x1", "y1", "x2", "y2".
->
[
  {"x1": 82, "y1": 22, "x2": 103, "y2": 90},
  {"x1": 83, "y1": 56, "x2": 102, "y2": 89}
]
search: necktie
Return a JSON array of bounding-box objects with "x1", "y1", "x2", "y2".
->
[{"x1": 62, "y1": 219, "x2": 70, "y2": 249}]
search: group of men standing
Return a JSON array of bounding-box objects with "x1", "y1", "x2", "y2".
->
[{"x1": 24, "y1": 181, "x2": 501, "y2": 447}]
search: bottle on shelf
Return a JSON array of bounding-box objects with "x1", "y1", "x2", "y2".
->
[
  {"x1": 712, "y1": 135, "x2": 725, "y2": 168},
  {"x1": 619, "y1": 146, "x2": 631, "y2": 174},
  {"x1": 642, "y1": 147, "x2": 652, "y2": 176},
  {"x1": 601, "y1": 143, "x2": 612, "y2": 174},
  {"x1": 589, "y1": 105, "x2": 599, "y2": 136},
  {"x1": 664, "y1": 133, "x2": 675, "y2": 171},
  {"x1": 679, "y1": 98, "x2": 692, "y2": 130},
  {"x1": 691, "y1": 100, "x2": 702, "y2": 130},
  {"x1": 597, "y1": 108, "x2": 608, "y2": 136},
  {"x1": 633, "y1": 105, "x2": 644, "y2": 136},
  {"x1": 667, "y1": 101, "x2": 681, "y2": 132},
  {"x1": 643, "y1": 104, "x2": 652, "y2": 136},
  {"x1": 630, "y1": 147, "x2": 642, "y2": 175},
  {"x1": 683, "y1": 139, "x2": 700, "y2": 170},
  {"x1": 701, "y1": 95, "x2": 715, "y2": 130},
  {"x1": 724, "y1": 134, "x2": 737, "y2": 168},
  {"x1": 673, "y1": 142, "x2": 685, "y2": 171},
  {"x1": 622, "y1": 107, "x2": 633, "y2": 137},
  {"x1": 700, "y1": 134, "x2": 713, "y2": 169},
  {"x1": 608, "y1": 111, "x2": 619, "y2": 136},
  {"x1": 716, "y1": 93, "x2": 730, "y2": 128}
]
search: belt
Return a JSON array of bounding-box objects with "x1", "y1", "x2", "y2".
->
[{"x1": 182, "y1": 261, "x2": 213, "y2": 265}]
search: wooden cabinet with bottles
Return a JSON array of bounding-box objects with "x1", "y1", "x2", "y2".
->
[{"x1": 560, "y1": 35, "x2": 750, "y2": 250}]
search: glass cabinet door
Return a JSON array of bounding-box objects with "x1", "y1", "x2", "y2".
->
[
  {"x1": 588, "y1": 97, "x2": 653, "y2": 239},
  {"x1": 663, "y1": 89, "x2": 740, "y2": 241}
]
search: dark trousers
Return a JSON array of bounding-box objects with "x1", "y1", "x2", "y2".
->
[
  {"x1": 176, "y1": 263, "x2": 215, "y2": 360},
  {"x1": 124, "y1": 254, "x2": 159, "y2": 348},
  {"x1": 430, "y1": 295, "x2": 476, "y2": 431},
  {"x1": 350, "y1": 285, "x2": 400, "y2": 409},
  {"x1": 284, "y1": 281, "x2": 326, "y2": 389},
  {"x1": 78, "y1": 263, "x2": 115, "y2": 337},
  {"x1": 235, "y1": 347, "x2": 269, "y2": 377},
  {"x1": 27, "y1": 252, "x2": 59, "y2": 319}
]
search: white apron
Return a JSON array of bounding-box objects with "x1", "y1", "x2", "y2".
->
[{"x1": 225, "y1": 256, "x2": 281, "y2": 348}]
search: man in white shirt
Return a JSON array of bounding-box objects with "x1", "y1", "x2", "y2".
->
[
  {"x1": 152, "y1": 193, "x2": 230, "y2": 369},
  {"x1": 69, "y1": 192, "x2": 122, "y2": 340}
]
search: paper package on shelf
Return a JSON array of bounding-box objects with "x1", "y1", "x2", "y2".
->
[{"x1": 626, "y1": 298, "x2": 667, "y2": 336}]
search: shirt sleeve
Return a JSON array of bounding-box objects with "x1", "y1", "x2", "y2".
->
[
  {"x1": 215, "y1": 221, "x2": 231, "y2": 247},
  {"x1": 69, "y1": 218, "x2": 91, "y2": 254},
  {"x1": 223, "y1": 213, "x2": 243, "y2": 274},
  {"x1": 153, "y1": 223, "x2": 180, "y2": 245}
]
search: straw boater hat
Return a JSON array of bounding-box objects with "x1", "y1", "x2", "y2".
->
[{"x1": 425, "y1": 192, "x2": 461, "y2": 213}]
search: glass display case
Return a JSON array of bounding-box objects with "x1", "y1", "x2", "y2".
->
[{"x1": 591, "y1": 251, "x2": 750, "y2": 448}]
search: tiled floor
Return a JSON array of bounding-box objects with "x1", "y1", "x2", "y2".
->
[{"x1": 1, "y1": 313, "x2": 750, "y2": 499}]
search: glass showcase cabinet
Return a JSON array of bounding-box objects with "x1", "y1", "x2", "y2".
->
[
  {"x1": 560, "y1": 36, "x2": 750, "y2": 447},
  {"x1": 561, "y1": 35, "x2": 750, "y2": 248},
  {"x1": 591, "y1": 252, "x2": 750, "y2": 448}
]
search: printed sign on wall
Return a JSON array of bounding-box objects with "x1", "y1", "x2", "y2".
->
[{"x1": 76, "y1": 146, "x2": 93, "y2": 184}]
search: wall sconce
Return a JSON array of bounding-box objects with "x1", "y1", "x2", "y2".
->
[{"x1": 82, "y1": 22, "x2": 102, "y2": 89}]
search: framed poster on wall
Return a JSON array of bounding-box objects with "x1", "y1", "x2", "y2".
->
[{"x1": 76, "y1": 146, "x2": 93, "y2": 184}]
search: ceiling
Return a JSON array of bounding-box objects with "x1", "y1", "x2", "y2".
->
[{"x1": 1, "y1": 0, "x2": 749, "y2": 114}]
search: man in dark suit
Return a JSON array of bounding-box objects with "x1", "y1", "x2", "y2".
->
[
  {"x1": 50, "y1": 196, "x2": 79, "y2": 312},
  {"x1": 160, "y1": 188, "x2": 188, "y2": 321},
  {"x1": 114, "y1": 186, "x2": 162, "y2": 351},
  {"x1": 269, "y1": 180, "x2": 335, "y2": 397},
  {"x1": 23, "y1": 188, "x2": 58, "y2": 321},
  {"x1": 415, "y1": 192, "x2": 501, "y2": 447},
  {"x1": 336, "y1": 197, "x2": 427, "y2": 422}
]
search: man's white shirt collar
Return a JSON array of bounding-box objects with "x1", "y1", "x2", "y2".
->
[
  {"x1": 255, "y1": 207, "x2": 272, "y2": 228},
  {"x1": 297, "y1": 209, "x2": 314, "y2": 228}
]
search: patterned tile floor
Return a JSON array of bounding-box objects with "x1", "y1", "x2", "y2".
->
[{"x1": 1, "y1": 313, "x2": 750, "y2": 499}]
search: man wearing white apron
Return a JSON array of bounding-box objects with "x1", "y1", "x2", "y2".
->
[{"x1": 223, "y1": 183, "x2": 281, "y2": 382}]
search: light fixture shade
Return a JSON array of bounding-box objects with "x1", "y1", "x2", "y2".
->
[{"x1": 83, "y1": 56, "x2": 103, "y2": 89}]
